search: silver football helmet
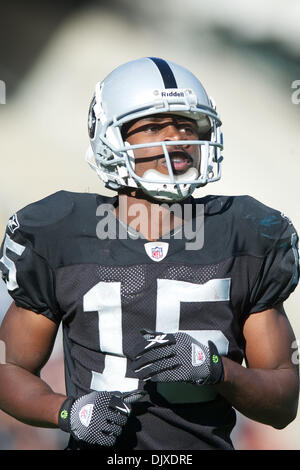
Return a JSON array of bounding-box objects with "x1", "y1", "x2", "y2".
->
[{"x1": 86, "y1": 57, "x2": 223, "y2": 201}]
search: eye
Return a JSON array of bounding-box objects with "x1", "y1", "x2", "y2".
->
[
  {"x1": 145, "y1": 123, "x2": 162, "y2": 133},
  {"x1": 178, "y1": 124, "x2": 198, "y2": 136}
]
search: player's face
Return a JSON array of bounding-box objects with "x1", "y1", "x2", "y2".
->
[{"x1": 123, "y1": 114, "x2": 201, "y2": 177}]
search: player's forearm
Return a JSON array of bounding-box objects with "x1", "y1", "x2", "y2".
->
[
  {"x1": 215, "y1": 357, "x2": 299, "y2": 429},
  {"x1": 0, "y1": 363, "x2": 67, "y2": 428}
]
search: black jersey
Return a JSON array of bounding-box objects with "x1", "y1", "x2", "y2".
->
[{"x1": 0, "y1": 191, "x2": 299, "y2": 450}]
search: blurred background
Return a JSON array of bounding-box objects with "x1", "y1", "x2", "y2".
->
[{"x1": 0, "y1": 0, "x2": 300, "y2": 450}]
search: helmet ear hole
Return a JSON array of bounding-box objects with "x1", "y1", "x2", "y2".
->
[{"x1": 199, "y1": 130, "x2": 211, "y2": 141}]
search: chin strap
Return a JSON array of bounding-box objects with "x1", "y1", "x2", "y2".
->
[
  {"x1": 140, "y1": 167, "x2": 198, "y2": 201},
  {"x1": 142, "y1": 167, "x2": 198, "y2": 183}
]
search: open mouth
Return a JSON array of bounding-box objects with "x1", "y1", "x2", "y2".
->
[{"x1": 165, "y1": 152, "x2": 193, "y2": 173}]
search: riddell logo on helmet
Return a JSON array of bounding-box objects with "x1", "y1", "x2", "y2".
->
[
  {"x1": 161, "y1": 91, "x2": 184, "y2": 98},
  {"x1": 153, "y1": 88, "x2": 192, "y2": 99}
]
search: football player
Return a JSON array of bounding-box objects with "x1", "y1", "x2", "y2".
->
[{"x1": 0, "y1": 57, "x2": 299, "y2": 450}]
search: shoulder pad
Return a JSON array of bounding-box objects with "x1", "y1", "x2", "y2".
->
[
  {"x1": 198, "y1": 195, "x2": 297, "y2": 258},
  {"x1": 15, "y1": 191, "x2": 75, "y2": 228},
  {"x1": 236, "y1": 195, "x2": 295, "y2": 243}
]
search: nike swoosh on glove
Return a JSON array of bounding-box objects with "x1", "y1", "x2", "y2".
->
[
  {"x1": 130, "y1": 329, "x2": 224, "y2": 385},
  {"x1": 58, "y1": 389, "x2": 145, "y2": 446}
]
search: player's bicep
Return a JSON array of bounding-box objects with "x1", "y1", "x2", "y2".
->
[
  {"x1": 243, "y1": 304, "x2": 298, "y2": 373},
  {"x1": 0, "y1": 301, "x2": 59, "y2": 375}
]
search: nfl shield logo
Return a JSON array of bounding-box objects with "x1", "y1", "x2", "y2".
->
[
  {"x1": 144, "y1": 241, "x2": 169, "y2": 262},
  {"x1": 192, "y1": 343, "x2": 206, "y2": 366},
  {"x1": 152, "y1": 246, "x2": 163, "y2": 260},
  {"x1": 198, "y1": 350, "x2": 204, "y2": 361}
]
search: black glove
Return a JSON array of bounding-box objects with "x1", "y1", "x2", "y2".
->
[
  {"x1": 131, "y1": 330, "x2": 224, "y2": 385},
  {"x1": 58, "y1": 389, "x2": 145, "y2": 446}
]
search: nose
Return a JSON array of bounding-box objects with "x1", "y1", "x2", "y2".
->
[
  {"x1": 163, "y1": 123, "x2": 191, "y2": 153},
  {"x1": 163, "y1": 123, "x2": 182, "y2": 142}
]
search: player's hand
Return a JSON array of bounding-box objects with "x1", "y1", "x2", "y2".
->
[
  {"x1": 131, "y1": 330, "x2": 224, "y2": 385},
  {"x1": 58, "y1": 389, "x2": 145, "y2": 446}
]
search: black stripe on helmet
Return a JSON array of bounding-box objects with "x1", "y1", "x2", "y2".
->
[{"x1": 148, "y1": 57, "x2": 177, "y2": 89}]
